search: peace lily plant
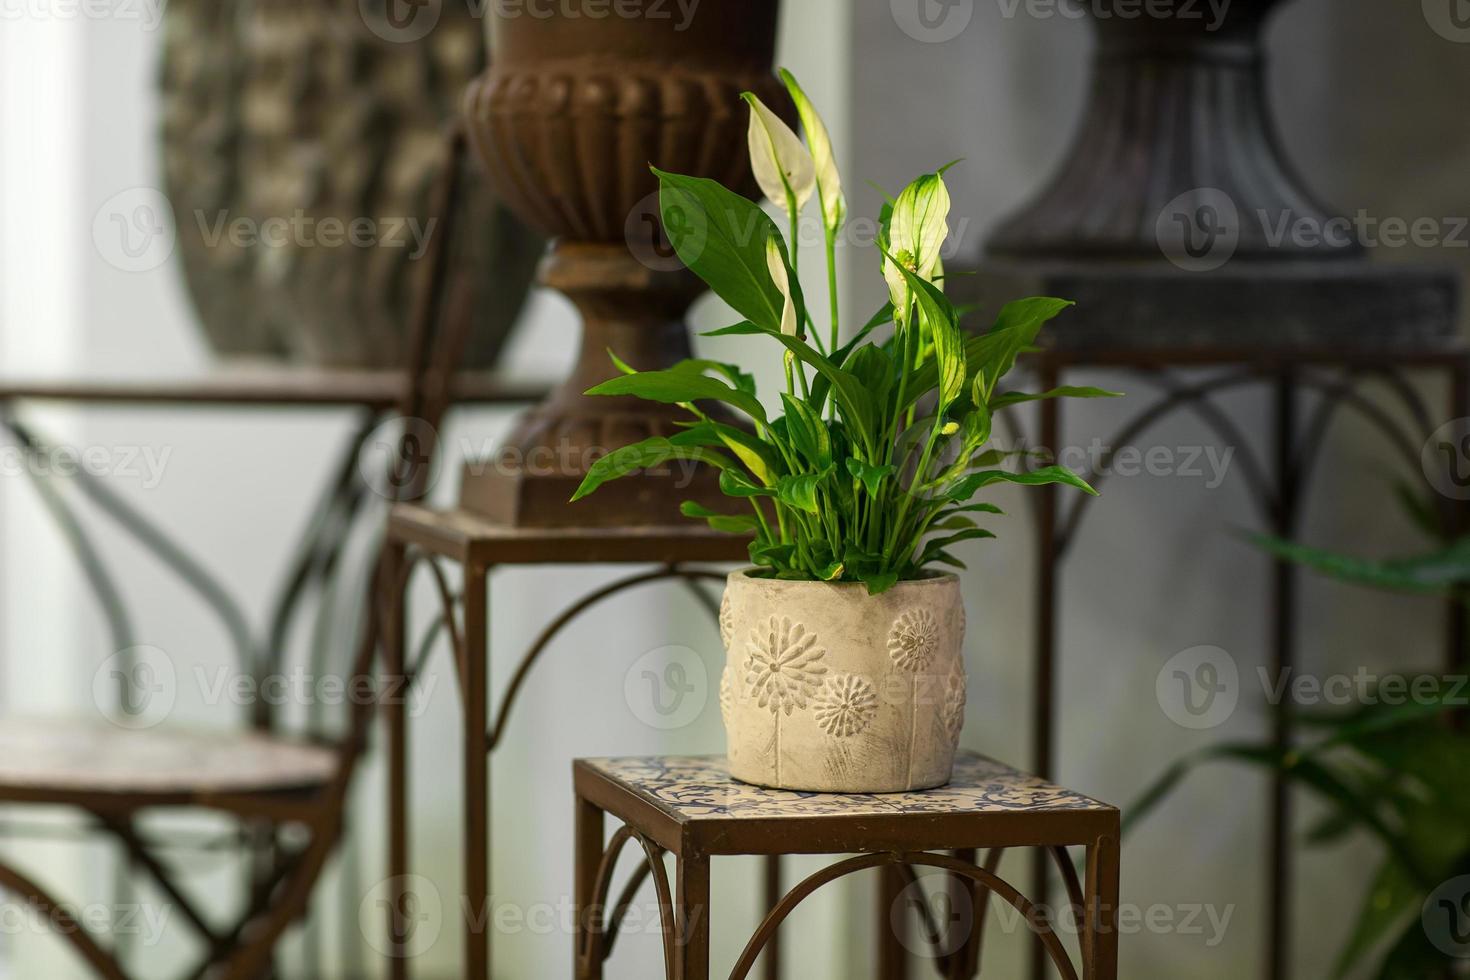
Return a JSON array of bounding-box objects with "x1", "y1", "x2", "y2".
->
[
  {"x1": 572, "y1": 71, "x2": 1119, "y2": 792},
  {"x1": 573, "y1": 71, "x2": 1115, "y2": 594}
]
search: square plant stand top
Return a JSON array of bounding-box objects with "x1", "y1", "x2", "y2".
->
[{"x1": 572, "y1": 752, "x2": 1120, "y2": 980}]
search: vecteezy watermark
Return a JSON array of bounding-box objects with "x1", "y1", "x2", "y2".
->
[
  {"x1": 0, "y1": 442, "x2": 172, "y2": 489},
  {"x1": 1055, "y1": 439, "x2": 1234, "y2": 490},
  {"x1": 358, "y1": 417, "x2": 444, "y2": 501},
  {"x1": 1157, "y1": 188, "x2": 1470, "y2": 272},
  {"x1": 0, "y1": 0, "x2": 165, "y2": 30},
  {"x1": 361, "y1": 875, "x2": 443, "y2": 959},
  {"x1": 93, "y1": 188, "x2": 176, "y2": 273},
  {"x1": 890, "y1": 880, "x2": 1235, "y2": 949},
  {"x1": 625, "y1": 645, "x2": 709, "y2": 730},
  {"x1": 995, "y1": 0, "x2": 1230, "y2": 30},
  {"x1": 92, "y1": 646, "x2": 177, "y2": 730},
  {"x1": 359, "y1": 0, "x2": 702, "y2": 44},
  {"x1": 1156, "y1": 646, "x2": 1239, "y2": 730},
  {"x1": 1156, "y1": 188, "x2": 1241, "y2": 273},
  {"x1": 1424, "y1": 875, "x2": 1470, "y2": 958},
  {"x1": 1423, "y1": 417, "x2": 1470, "y2": 501},
  {"x1": 1157, "y1": 648, "x2": 1470, "y2": 730},
  {"x1": 92, "y1": 190, "x2": 440, "y2": 274},
  {"x1": 0, "y1": 898, "x2": 172, "y2": 946},
  {"x1": 1423, "y1": 0, "x2": 1470, "y2": 43},
  {"x1": 891, "y1": 0, "x2": 975, "y2": 43},
  {"x1": 91, "y1": 647, "x2": 439, "y2": 727}
]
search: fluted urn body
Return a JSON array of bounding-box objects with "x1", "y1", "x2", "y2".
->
[
  {"x1": 460, "y1": 1, "x2": 788, "y2": 526},
  {"x1": 987, "y1": 0, "x2": 1356, "y2": 263}
]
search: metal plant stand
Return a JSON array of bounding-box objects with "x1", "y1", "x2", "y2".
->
[
  {"x1": 383, "y1": 505, "x2": 780, "y2": 980},
  {"x1": 572, "y1": 752, "x2": 1120, "y2": 980}
]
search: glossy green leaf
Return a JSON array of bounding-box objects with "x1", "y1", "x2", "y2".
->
[
  {"x1": 989, "y1": 386, "x2": 1124, "y2": 409},
  {"x1": 780, "y1": 393, "x2": 831, "y2": 468},
  {"x1": 571, "y1": 438, "x2": 732, "y2": 502},
  {"x1": 940, "y1": 465, "x2": 1098, "y2": 502},
  {"x1": 654, "y1": 168, "x2": 787, "y2": 332},
  {"x1": 587, "y1": 368, "x2": 768, "y2": 424},
  {"x1": 846, "y1": 456, "x2": 896, "y2": 498},
  {"x1": 680, "y1": 501, "x2": 758, "y2": 535}
]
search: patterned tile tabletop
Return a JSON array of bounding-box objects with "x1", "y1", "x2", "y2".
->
[{"x1": 581, "y1": 752, "x2": 1112, "y2": 821}]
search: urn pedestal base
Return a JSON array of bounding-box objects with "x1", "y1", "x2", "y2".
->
[{"x1": 457, "y1": 244, "x2": 729, "y2": 528}]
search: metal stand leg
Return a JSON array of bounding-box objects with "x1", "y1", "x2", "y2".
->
[
  {"x1": 763, "y1": 855, "x2": 782, "y2": 980},
  {"x1": 1032, "y1": 372, "x2": 1062, "y2": 980},
  {"x1": 676, "y1": 853, "x2": 711, "y2": 980},
  {"x1": 1267, "y1": 376, "x2": 1298, "y2": 980},
  {"x1": 1083, "y1": 830, "x2": 1120, "y2": 980},
  {"x1": 877, "y1": 864, "x2": 910, "y2": 979},
  {"x1": 463, "y1": 565, "x2": 490, "y2": 980},
  {"x1": 575, "y1": 795, "x2": 606, "y2": 980},
  {"x1": 385, "y1": 543, "x2": 410, "y2": 979}
]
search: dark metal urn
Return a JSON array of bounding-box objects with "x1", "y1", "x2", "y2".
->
[
  {"x1": 974, "y1": 0, "x2": 1459, "y2": 350},
  {"x1": 460, "y1": 0, "x2": 788, "y2": 527}
]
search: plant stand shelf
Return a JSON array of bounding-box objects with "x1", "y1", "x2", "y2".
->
[{"x1": 572, "y1": 753, "x2": 1121, "y2": 979}]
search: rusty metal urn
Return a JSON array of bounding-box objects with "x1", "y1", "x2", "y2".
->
[{"x1": 460, "y1": 1, "x2": 787, "y2": 526}]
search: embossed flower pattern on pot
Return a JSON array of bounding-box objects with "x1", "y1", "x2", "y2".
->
[
  {"x1": 813, "y1": 674, "x2": 879, "y2": 738},
  {"x1": 942, "y1": 665, "x2": 967, "y2": 743},
  {"x1": 888, "y1": 609, "x2": 939, "y2": 672},
  {"x1": 719, "y1": 667, "x2": 735, "y2": 728},
  {"x1": 719, "y1": 593, "x2": 734, "y2": 650},
  {"x1": 744, "y1": 617, "x2": 827, "y2": 716}
]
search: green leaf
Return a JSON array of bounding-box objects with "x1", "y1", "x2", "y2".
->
[
  {"x1": 671, "y1": 421, "x2": 784, "y2": 487},
  {"x1": 680, "y1": 501, "x2": 757, "y2": 535},
  {"x1": 671, "y1": 357, "x2": 757, "y2": 396},
  {"x1": 1250, "y1": 533, "x2": 1470, "y2": 596},
  {"x1": 720, "y1": 468, "x2": 775, "y2": 498},
  {"x1": 881, "y1": 246, "x2": 966, "y2": 408},
  {"x1": 846, "y1": 457, "x2": 896, "y2": 498},
  {"x1": 653, "y1": 168, "x2": 787, "y2": 332},
  {"x1": 586, "y1": 369, "x2": 768, "y2": 424},
  {"x1": 989, "y1": 386, "x2": 1124, "y2": 409},
  {"x1": 763, "y1": 331, "x2": 877, "y2": 444},
  {"x1": 863, "y1": 571, "x2": 900, "y2": 596},
  {"x1": 918, "y1": 529, "x2": 996, "y2": 567},
  {"x1": 780, "y1": 393, "x2": 832, "y2": 468},
  {"x1": 776, "y1": 467, "x2": 832, "y2": 515},
  {"x1": 816, "y1": 560, "x2": 845, "y2": 582},
  {"x1": 843, "y1": 345, "x2": 896, "y2": 409},
  {"x1": 571, "y1": 438, "x2": 732, "y2": 502},
  {"x1": 750, "y1": 540, "x2": 796, "y2": 568},
  {"x1": 941, "y1": 465, "x2": 1098, "y2": 502},
  {"x1": 700, "y1": 320, "x2": 764, "y2": 337}
]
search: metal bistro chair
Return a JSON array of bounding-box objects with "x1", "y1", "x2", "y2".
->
[{"x1": 0, "y1": 129, "x2": 478, "y2": 979}]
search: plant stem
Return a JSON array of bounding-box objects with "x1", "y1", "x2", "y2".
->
[{"x1": 825, "y1": 228, "x2": 840, "y2": 355}]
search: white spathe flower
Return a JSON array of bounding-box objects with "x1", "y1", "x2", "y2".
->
[
  {"x1": 779, "y1": 69, "x2": 845, "y2": 233},
  {"x1": 744, "y1": 93, "x2": 815, "y2": 218},
  {"x1": 882, "y1": 171, "x2": 952, "y2": 315},
  {"x1": 765, "y1": 235, "x2": 799, "y2": 336}
]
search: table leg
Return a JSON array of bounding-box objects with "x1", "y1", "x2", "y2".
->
[
  {"x1": 384, "y1": 543, "x2": 410, "y2": 978},
  {"x1": 763, "y1": 855, "x2": 781, "y2": 980},
  {"x1": 462, "y1": 565, "x2": 490, "y2": 980},
  {"x1": 574, "y1": 795, "x2": 605, "y2": 980},
  {"x1": 1083, "y1": 829, "x2": 1120, "y2": 980},
  {"x1": 949, "y1": 849, "x2": 981, "y2": 979},
  {"x1": 676, "y1": 852, "x2": 711, "y2": 980},
  {"x1": 877, "y1": 864, "x2": 909, "y2": 979}
]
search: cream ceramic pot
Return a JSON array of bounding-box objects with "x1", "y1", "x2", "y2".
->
[{"x1": 718, "y1": 569, "x2": 967, "y2": 793}]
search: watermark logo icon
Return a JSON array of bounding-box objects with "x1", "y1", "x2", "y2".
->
[
  {"x1": 361, "y1": 875, "x2": 442, "y2": 959},
  {"x1": 359, "y1": 0, "x2": 443, "y2": 42},
  {"x1": 625, "y1": 190, "x2": 707, "y2": 273},
  {"x1": 1156, "y1": 646, "x2": 1238, "y2": 730},
  {"x1": 892, "y1": 874, "x2": 973, "y2": 957},
  {"x1": 624, "y1": 645, "x2": 708, "y2": 730},
  {"x1": 1424, "y1": 0, "x2": 1470, "y2": 42},
  {"x1": 1423, "y1": 418, "x2": 1470, "y2": 501},
  {"x1": 358, "y1": 417, "x2": 442, "y2": 500},
  {"x1": 1423, "y1": 875, "x2": 1470, "y2": 958},
  {"x1": 92, "y1": 646, "x2": 176, "y2": 730},
  {"x1": 892, "y1": 0, "x2": 974, "y2": 43},
  {"x1": 1156, "y1": 188, "x2": 1240, "y2": 272},
  {"x1": 93, "y1": 188, "x2": 176, "y2": 273}
]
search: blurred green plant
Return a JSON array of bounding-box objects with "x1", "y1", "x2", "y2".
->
[{"x1": 1129, "y1": 484, "x2": 1470, "y2": 978}]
